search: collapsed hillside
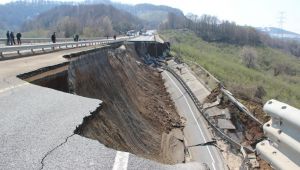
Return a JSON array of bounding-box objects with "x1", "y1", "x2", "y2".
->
[
  {"x1": 20, "y1": 44, "x2": 185, "y2": 164},
  {"x1": 72, "y1": 46, "x2": 185, "y2": 163}
]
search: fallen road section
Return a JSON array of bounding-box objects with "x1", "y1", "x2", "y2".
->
[
  {"x1": 18, "y1": 44, "x2": 187, "y2": 165},
  {"x1": 70, "y1": 45, "x2": 185, "y2": 164},
  {"x1": 161, "y1": 70, "x2": 226, "y2": 170},
  {"x1": 166, "y1": 59, "x2": 270, "y2": 169}
]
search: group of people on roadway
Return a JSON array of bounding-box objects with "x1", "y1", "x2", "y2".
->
[
  {"x1": 50, "y1": 32, "x2": 80, "y2": 43},
  {"x1": 6, "y1": 31, "x2": 22, "y2": 46},
  {"x1": 6, "y1": 31, "x2": 117, "y2": 46}
]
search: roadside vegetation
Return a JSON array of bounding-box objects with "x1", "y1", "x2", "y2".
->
[{"x1": 160, "y1": 29, "x2": 300, "y2": 107}]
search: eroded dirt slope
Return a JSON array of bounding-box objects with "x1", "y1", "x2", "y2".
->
[{"x1": 70, "y1": 45, "x2": 184, "y2": 164}]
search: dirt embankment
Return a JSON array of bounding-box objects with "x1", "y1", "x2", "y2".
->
[{"x1": 70, "y1": 45, "x2": 185, "y2": 164}]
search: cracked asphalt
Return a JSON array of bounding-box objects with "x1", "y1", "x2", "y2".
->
[
  {"x1": 0, "y1": 45, "x2": 206, "y2": 169},
  {"x1": 0, "y1": 82, "x2": 102, "y2": 169}
]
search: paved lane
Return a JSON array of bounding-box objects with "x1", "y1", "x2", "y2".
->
[{"x1": 162, "y1": 70, "x2": 226, "y2": 170}]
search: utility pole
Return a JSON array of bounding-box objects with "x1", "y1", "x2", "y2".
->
[{"x1": 278, "y1": 11, "x2": 286, "y2": 39}]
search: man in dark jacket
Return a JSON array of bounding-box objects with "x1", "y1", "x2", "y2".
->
[
  {"x1": 6, "y1": 31, "x2": 10, "y2": 46},
  {"x1": 74, "y1": 34, "x2": 79, "y2": 42},
  {"x1": 51, "y1": 32, "x2": 56, "y2": 43},
  {"x1": 16, "y1": 32, "x2": 22, "y2": 45},
  {"x1": 10, "y1": 32, "x2": 16, "y2": 45}
]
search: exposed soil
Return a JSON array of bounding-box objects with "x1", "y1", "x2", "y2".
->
[
  {"x1": 239, "y1": 100, "x2": 270, "y2": 123},
  {"x1": 20, "y1": 44, "x2": 185, "y2": 164},
  {"x1": 71, "y1": 45, "x2": 185, "y2": 164},
  {"x1": 257, "y1": 157, "x2": 272, "y2": 170},
  {"x1": 204, "y1": 86, "x2": 272, "y2": 169}
]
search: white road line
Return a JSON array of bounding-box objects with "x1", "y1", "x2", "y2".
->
[
  {"x1": 165, "y1": 71, "x2": 217, "y2": 170},
  {"x1": 0, "y1": 82, "x2": 29, "y2": 94},
  {"x1": 112, "y1": 151, "x2": 129, "y2": 170}
]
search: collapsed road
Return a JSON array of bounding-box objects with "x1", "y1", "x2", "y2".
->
[
  {"x1": 27, "y1": 44, "x2": 186, "y2": 164},
  {"x1": 0, "y1": 36, "x2": 213, "y2": 169},
  {"x1": 161, "y1": 70, "x2": 226, "y2": 170}
]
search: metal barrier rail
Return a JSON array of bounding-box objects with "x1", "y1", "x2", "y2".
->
[
  {"x1": 184, "y1": 59, "x2": 263, "y2": 126},
  {"x1": 256, "y1": 100, "x2": 300, "y2": 169},
  {"x1": 221, "y1": 89, "x2": 263, "y2": 126},
  {"x1": 163, "y1": 65, "x2": 254, "y2": 153},
  {"x1": 0, "y1": 37, "x2": 107, "y2": 43},
  {"x1": 0, "y1": 38, "x2": 128, "y2": 56}
]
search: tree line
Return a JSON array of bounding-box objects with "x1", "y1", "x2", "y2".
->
[
  {"x1": 160, "y1": 12, "x2": 300, "y2": 58},
  {"x1": 22, "y1": 4, "x2": 143, "y2": 37}
]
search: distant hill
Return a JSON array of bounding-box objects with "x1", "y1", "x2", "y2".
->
[
  {"x1": 21, "y1": 4, "x2": 143, "y2": 37},
  {"x1": 0, "y1": 0, "x2": 184, "y2": 31},
  {"x1": 257, "y1": 27, "x2": 300, "y2": 41},
  {"x1": 0, "y1": 1, "x2": 68, "y2": 30},
  {"x1": 113, "y1": 3, "x2": 185, "y2": 27}
]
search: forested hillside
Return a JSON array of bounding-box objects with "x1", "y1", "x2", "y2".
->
[
  {"x1": 21, "y1": 4, "x2": 143, "y2": 37},
  {"x1": 114, "y1": 3, "x2": 184, "y2": 28},
  {"x1": 0, "y1": 1, "x2": 66, "y2": 30},
  {"x1": 161, "y1": 30, "x2": 300, "y2": 107},
  {"x1": 161, "y1": 14, "x2": 300, "y2": 58},
  {"x1": 0, "y1": 0, "x2": 184, "y2": 33}
]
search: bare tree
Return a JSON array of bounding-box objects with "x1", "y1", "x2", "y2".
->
[
  {"x1": 241, "y1": 46, "x2": 257, "y2": 68},
  {"x1": 57, "y1": 16, "x2": 80, "y2": 38},
  {"x1": 100, "y1": 16, "x2": 114, "y2": 37}
]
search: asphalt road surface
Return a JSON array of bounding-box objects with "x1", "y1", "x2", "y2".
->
[{"x1": 162, "y1": 70, "x2": 226, "y2": 170}]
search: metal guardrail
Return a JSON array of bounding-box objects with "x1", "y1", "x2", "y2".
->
[
  {"x1": 0, "y1": 38, "x2": 128, "y2": 57},
  {"x1": 0, "y1": 37, "x2": 107, "y2": 43},
  {"x1": 256, "y1": 100, "x2": 300, "y2": 169},
  {"x1": 184, "y1": 59, "x2": 263, "y2": 126},
  {"x1": 163, "y1": 65, "x2": 254, "y2": 153},
  {"x1": 221, "y1": 88, "x2": 263, "y2": 126}
]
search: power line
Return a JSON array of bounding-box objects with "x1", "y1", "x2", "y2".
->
[{"x1": 277, "y1": 11, "x2": 286, "y2": 39}]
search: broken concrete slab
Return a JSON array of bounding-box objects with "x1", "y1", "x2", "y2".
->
[
  {"x1": 205, "y1": 107, "x2": 231, "y2": 119},
  {"x1": 228, "y1": 132, "x2": 244, "y2": 143},
  {"x1": 217, "y1": 119, "x2": 236, "y2": 129},
  {"x1": 202, "y1": 99, "x2": 221, "y2": 109}
]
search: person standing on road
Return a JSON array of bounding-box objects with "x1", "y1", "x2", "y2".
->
[
  {"x1": 16, "y1": 32, "x2": 22, "y2": 45},
  {"x1": 51, "y1": 32, "x2": 56, "y2": 43},
  {"x1": 6, "y1": 31, "x2": 10, "y2": 46},
  {"x1": 113, "y1": 35, "x2": 116, "y2": 40},
  {"x1": 74, "y1": 34, "x2": 79, "y2": 42},
  {"x1": 10, "y1": 31, "x2": 16, "y2": 45}
]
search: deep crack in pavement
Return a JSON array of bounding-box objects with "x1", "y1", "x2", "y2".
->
[{"x1": 40, "y1": 134, "x2": 75, "y2": 170}]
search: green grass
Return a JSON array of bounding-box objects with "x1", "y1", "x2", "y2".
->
[{"x1": 160, "y1": 30, "x2": 300, "y2": 107}]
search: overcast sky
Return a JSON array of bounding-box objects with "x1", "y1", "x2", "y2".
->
[{"x1": 1, "y1": 0, "x2": 300, "y2": 33}]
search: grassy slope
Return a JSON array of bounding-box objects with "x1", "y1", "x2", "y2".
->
[{"x1": 160, "y1": 30, "x2": 300, "y2": 107}]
